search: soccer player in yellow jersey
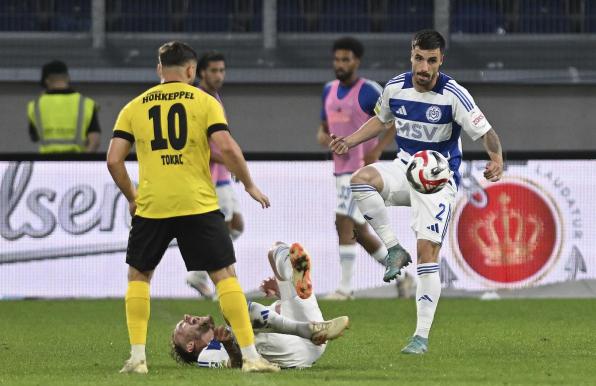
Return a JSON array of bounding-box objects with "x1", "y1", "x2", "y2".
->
[{"x1": 107, "y1": 41, "x2": 279, "y2": 374}]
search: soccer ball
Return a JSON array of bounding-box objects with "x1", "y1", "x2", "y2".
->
[{"x1": 405, "y1": 150, "x2": 452, "y2": 194}]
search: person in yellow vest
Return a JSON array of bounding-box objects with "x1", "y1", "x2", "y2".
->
[{"x1": 27, "y1": 60, "x2": 100, "y2": 153}]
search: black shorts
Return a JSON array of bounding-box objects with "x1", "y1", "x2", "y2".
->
[{"x1": 126, "y1": 210, "x2": 236, "y2": 272}]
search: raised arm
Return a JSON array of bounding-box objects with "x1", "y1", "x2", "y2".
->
[
  {"x1": 210, "y1": 130, "x2": 270, "y2": 208},
  {"x1": 481, "y1": 128, "x2": 503, "y2": 182},
  {"x1": 329, "y1": 116, "x2": 386, "y2": 155}
]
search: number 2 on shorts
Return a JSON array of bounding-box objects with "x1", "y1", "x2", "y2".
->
[{"x1": 435, "y1": 203, "x2": 446, "y2": 221}]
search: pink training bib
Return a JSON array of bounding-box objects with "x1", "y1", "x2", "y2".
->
[
  {"x1": 325, "y1": 78, "x2": 378, "y2": 175},
  {"x1": 207, "y1": 91, "x2": 232, "y2": 184}
]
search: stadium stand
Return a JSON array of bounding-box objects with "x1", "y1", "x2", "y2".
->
[
  {"x1": 2, "y1": 0, "x2": 595, "y2": 34},
  {"x1": 1, "y1": 0, "x2": 596, "y2": 83}
]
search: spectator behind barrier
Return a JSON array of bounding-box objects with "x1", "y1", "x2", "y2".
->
[{"x1": 27, "y1": 60, "x2": 101, "y2": 153}]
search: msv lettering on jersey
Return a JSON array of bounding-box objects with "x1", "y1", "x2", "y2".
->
[
  {"x1": 396, "y1": 120, "x2": 452, "y2": 142},
  {"x1": 0, "y1": 162, "x2": 128, "y2": 241},
  {"x1": 142, "y1": 91, "x2": 195, "y2": 104}
]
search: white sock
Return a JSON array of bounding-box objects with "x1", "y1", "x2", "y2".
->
[
  {"x1": 277, "y1": 280, "x2": 296, "y2": 300},
  {"x1": 272, "y1": 243, "x2": 292, "y2": 281},
  {"x1": 248, "y1": 301, "x2": 311, "y2": 339},
  {"x1": 240, "y1": 344, "x2": 260, "y2": 361},
  {"x1": 414, "y1": 263, "x2": 441, "y2": 339},
  {"x1": 370, "y1": 245, "x2": 388, "y2": 263},
  {"x1": 131, "y1": 344, "x2": 145, "y2": 361},
  {"x1": 350, "y1": 184, "x2": 399, "y2": 248},
  {"x1": 338, "y1": 244, "x2": 357, "y2": 294},
  {"x1": 230, "y1": 228, "x2": 242, "y2": 241},
  {"x1": 278, "y1": 289, "x2": 324, "y2": 323}
]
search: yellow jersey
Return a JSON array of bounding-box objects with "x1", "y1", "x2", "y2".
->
[{"x1": 113, "y1": 81, "x2": 227, "y2": 218}]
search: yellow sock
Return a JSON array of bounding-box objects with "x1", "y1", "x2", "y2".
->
[
  {"x1": 216, "y1": 277, "x2": 254, "y2": 348},
  {"x1": 125, "y1": 281, "x2": 150, "y2": 345}
]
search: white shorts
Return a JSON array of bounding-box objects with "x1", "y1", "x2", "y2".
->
[
  {"x1": 215, "y1": 183, "x2": 240, "y2": 222},
  {"x1": 335, "y1": 174, "x2": 365, "y2": 224},
  {"x1": 255, "y1": 297, "x2": 325, "y2": 368},
  {"x1": 256, "y1": 332, "x2": 325, "y2": 369},
  {"x1": 371, "y1": 159, "x2": 457, "y2": 244}
]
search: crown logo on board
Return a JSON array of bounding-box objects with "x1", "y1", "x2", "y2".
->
[{"x1": 469, "y1": 193, "x2": 544, "y2": 266}]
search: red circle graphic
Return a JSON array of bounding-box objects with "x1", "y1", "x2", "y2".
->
[{"x1": 457, "y1": 182, "x2": 557, "y2": 283}]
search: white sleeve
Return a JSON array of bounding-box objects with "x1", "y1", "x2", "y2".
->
[
  {"x1": 374, "y1": 84, "x2": 395, "y2": 124},
  {"x1": 448, "y1": 81, "x2": 492, "y2": 141},
  {"x1": 197, "y1": 340, "x2": 230, "y2": 368}
]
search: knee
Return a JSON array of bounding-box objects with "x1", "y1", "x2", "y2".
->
[
  {"x1": 351, "y1": 168, "x2": 371, "y2": 185},
  {"x1": 351, "y1": 166, "x2": 382, "y2": 191},
  {"x1": 417, "y1": 240, "x2": 441, "y2": 264},
  {"x1": 127, "y1": 266, "x2": 152, "y2": 282}
]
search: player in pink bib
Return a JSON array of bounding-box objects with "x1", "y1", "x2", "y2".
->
[
  {"x1": 186, "y1": 52, "x2": 244, "y2": 298},
  {"x1": 317, "y1": 37, "x2": 396, "y2": 300}
]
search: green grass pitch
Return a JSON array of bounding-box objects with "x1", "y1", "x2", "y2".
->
[{"x1": 0, "y1": 298, "x2": 595, "y2": 385}]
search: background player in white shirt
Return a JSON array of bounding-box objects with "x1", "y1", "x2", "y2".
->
[
  {"x1": 330, "y1": 30, "x2": 503, "y2": 355},
  {"x1": 171, "y1": 242, "x2": 350, "y2": 369}
]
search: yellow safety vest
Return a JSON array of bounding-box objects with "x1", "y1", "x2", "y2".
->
[{"x1": 27, "y1": 92, "x2": 95, "y2": 153}]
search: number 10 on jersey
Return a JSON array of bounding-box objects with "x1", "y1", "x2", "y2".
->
[{"x1": 149, "y1": 103, "x2": 187, "y2": 165}]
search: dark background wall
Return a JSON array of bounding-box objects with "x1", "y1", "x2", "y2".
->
[{"x1": 2, "y1": 82, "x2": 595, "y2": 154}]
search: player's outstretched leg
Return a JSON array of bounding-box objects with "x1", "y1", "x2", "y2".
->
[
  {"x1": 249, "y1": 301, "x2": 349, "y2": 344},
  {"x1": 267, "y1": 241, "x2": 327, "y2": 326},
  {"x1": 383, "y1": 244, "x2": 412, "y2": 282},
  {"x1": 289, "y1": 243, "x2": 313, "y2": 299}
]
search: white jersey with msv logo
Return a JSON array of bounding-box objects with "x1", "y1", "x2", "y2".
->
[{"x1": 375, "y1": 71, "x2": 492, "y2": 186}]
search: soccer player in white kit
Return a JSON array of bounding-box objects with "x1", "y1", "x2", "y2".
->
[
  {"x1": 330, "y1": 30, "x2": 504, "y2": 354},
  {"x1": 171, "y1": 242, "x2": 350, "y2": 369}
]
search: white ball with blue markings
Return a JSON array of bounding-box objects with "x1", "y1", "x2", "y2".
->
[{"x1": 406, "y1": 150, "x2": 452, "y2": 194}]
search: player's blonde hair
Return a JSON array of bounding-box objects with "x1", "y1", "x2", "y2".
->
[{"x1": 169, "y1": 329, "x2": 199, "y2": 365}]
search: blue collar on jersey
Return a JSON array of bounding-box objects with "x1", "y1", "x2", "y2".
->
[
  {"x1": 403, "y1": 72, "x2": 450, "y2": 94},
  {"x1": 206, "y1": 339, "x2": 222, "y2": 350}
]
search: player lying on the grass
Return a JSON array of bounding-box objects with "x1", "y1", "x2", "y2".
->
[{"x1": 170, "y1": 242, "x2": 350, "y2": 369}]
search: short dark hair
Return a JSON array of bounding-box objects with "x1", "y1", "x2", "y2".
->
[
  {"x1": 158, "y1": 41, "x2": 198, "y2": 67},
  {"x1": 332, "y1": 37, "x2": 364, "y2": 59},
  {"x1": 170, "y1": 332, "x2": 198, "y2": 365},
  {"x1": 411, "y1": 30, "x2": 446, "y2": 52},
  {"x1": 197, "y1": 51, "x2": 226, "y2": 75},
  {"x1": 41, "y1": 60, "x2": 68, "y2": 87}
]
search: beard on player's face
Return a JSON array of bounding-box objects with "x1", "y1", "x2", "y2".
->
[
  {"x1": 414, "y1": 71, "x2": 434, "y2": 86},
  {"x1": 208, "y1": 78, "x2": 223, "y2": 90},
  {"x1": 335, "y1": 69, "x2": 353, "y2": 82}
]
